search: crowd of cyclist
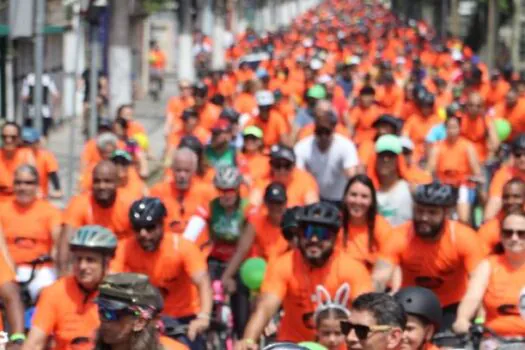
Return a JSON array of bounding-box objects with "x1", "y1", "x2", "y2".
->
[{"x1": 0, "y1": 0, "x2": 525, "y2": 349}]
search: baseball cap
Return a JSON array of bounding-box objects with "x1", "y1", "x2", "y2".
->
[
  {"x1": 212, "y1": 119, "x2": 231, "y2": 133},
  {"x1": 400, "y1": 136, "x2": 414, "y2": 153},
  {"x1": 372, "y1": 114, "x2": 402, "y2": 133},
  {"x1": 110, "y1": 150, "x2": 133, "y2": 164},
  {"x1": 243, "y1": 126, "x2": 263, "y2": 139},
  {"x1": 307, "y1": 85, "x2": 327, "y2": 100},
  {"x1": 181, "y1": 108, "x2": 198, "y2": 120},
  {"x1": 256, "y1": 90, "x2": 275, "y2": 107},
  {"x1": 264, "y1": 182, "x2": 287, "y2": 203},
  {"x1": 270, "y1": 144, "x2": 296, "y2": 163},
  {"x1": 21, "y1": 127, "x2": 40, "y2": 144},
  {"x1": 375, "y1": 135, "x2": 402, "y2": 155}
]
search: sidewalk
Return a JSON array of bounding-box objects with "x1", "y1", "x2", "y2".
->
[{"x1": 47, "y1": 76, "x2": 177, "y2": 208}]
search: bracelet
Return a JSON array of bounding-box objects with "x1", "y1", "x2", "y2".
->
[
  {"x1": 197, "y1": 312, "x2": 211, "y2": 320},
  {"x1": 244, "y1": 338, "x2": 256, "y2": 345},
  {"x1": 9, "y1": 333, "x2": 26, "y2": 342},
  {"x1": 474, "y1": 317, "x2": 485, "y2": 324}
]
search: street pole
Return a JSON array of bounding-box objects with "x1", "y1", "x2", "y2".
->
[
  {"x1": 33, "y1": 0, "x2": 47, "y2": 135},
  {"x1": 486, "y1": 0, "x2": 498, "y2": 70},
  {"x1": 178, "y1": 0, "x2": 195, "y2": 82},
  {"x1": 212, "y1": 0, "x2": 226, "y2": 70},
  {"x1": 451, "y1": 0, "x2": 459, "y2": 37},
  {"x1": 89, "y1": 24, "x2": 99, "y2": 138}
]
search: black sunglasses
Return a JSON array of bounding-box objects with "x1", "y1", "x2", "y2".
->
[
  {"x1": 340, "y1": 321, "x2": 392, "y2": 340},
  {"x1": 14, "y1": 180, "x2": 38, "y2": 186},
  {"x1": 314, "y1": 127, "x2": 333, "y2": 137},
  {"x1": 132, "y1": 223, "x2": 158, "y2": 232},
  {"x1": 502, "y1": 228, "x2": 525, "y2": 240},
  {"x1": 271, "y1": 161, "x2": 293, "y2": 170}
]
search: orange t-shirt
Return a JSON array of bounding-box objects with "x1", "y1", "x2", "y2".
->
[
  {"x1": 245, "y1": 111, "x2": 288, "y2": 148},
  {"x1": 252, "y1": 169, "x2": 319, "y2": 207},
  {"x1": 80, "y1": 139, "x2": 126, "y2": 171},
  {"x1": 488, "y1": 166, "x2": 525, "y2": 198},
  {"x1": 376, "y1": 85, "x2": 404, "y2": 116},
  {"x1": 237, "y1": 153, "x2": 271, "y2": 185},
  {"x1": 0, "y1": 198, "x2": 62, "y2": 264},
  {"x1": 111, "y1": 234, "x2": 207, "y2": 317},
  {"x1": 127, "y1": 120, "x2": 146, "y2": 138},
  {"x1": 434, "y1": 137, "x2": 474, "y2": 186},
  {"x1": 166, "y1": 96, "x2": 195, "y2": 129},
  {"x1": 64, "y1": 191, "x2": 134, "y2": 239},
  {"x1": 32, "y1": 148, "x2": 59, "y2": 196},
  {"x1": 233, "y1": 92, "x2": 258, "y2": 116},
  {"x1": 338, "y1": 215, "x2": 392, "y2": 271},
  {"x1": 378, "y1": 220, "x2": 484, "y2": 307},
  {"x1": 483, "y1": 255, "x2": 525, "y2": 336},
  {"x1": 349, "y1": 104, "x2": 381, "y2": 145},
  {"x1": 403, "y1": 113, "x2": 441, "y2": 161},
  {"x1": 197, "y1": 103, "x2": 222, "y2": 131},
  {"x1": 160, "y1": 336, "x2": 190, "y2": 350},
  {"x1": 31, "y1": 276, "x2": 99, "y2": 350},
  {"x1": 477, "y1": 217, "x2": 501, "y2": 255},
  {"x1": 150, "y1": 179, "x2": 216, "y2": 234},
  {"x1": 167, "y1": 126, "x2": 210, "y2": 148},
  {"x1": 248, "y1": 207, "x2": 290, "y2": 261},
  {"x1": 0, "y1": 148, "x2": 35, "y2": 200},
  {"x1": 492, "y1": 101, "x2": 525, "y2": 140},
  {"x1": 261, "y1": 250, "x2": 372, "y2": 342},
  {"x1": 459, "y1": 114, "x2": 491, "y2": 163}
]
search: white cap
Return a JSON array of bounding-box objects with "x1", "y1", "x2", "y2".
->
[
  {"x1": 317, "y1": 74, "x2": 333, "y2": 84},
  {"x1": 310, "y1": 58, "x2": 323, "y2": 71},
  {"x1": 350, "y1": 56, "x2": 361, "y2": 65},
  {"x1": 452, "y1": 50, "x2": 463, "y2": 62},
  {"x1": 400, "y1": 136, "x2": 414, "y2": 151},
  {"x1": 255, "y1": 90, "x2": 275, "y2": 107}
]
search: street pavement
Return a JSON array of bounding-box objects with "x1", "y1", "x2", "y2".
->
[{"x1": 47, "y1": 76, "x2": 177, "y2": 208}]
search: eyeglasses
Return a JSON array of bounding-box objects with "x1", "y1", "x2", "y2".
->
[
  {"x1": 219, "y1": 188, "x2": 237, "y2": 195},
  {"x1": 14, "y1": 180, "x2": 37, "y2": 186},
  {"x1": 340, "y1": 321, "x2": 393, "y2": 340},
  {"x1": 2, "y1": 134, "x2": 17, "y2": 141},
  {"x1": 501, "y1": 228, "x2": 525, "y2": 240},
  {"x1": 271, "y1": 161, "x2": 293, "y2": 170},
  {"x1": 98, "y1": 307, "x2": 138, "y2": 322},
  {"x1": 303, "y1": 225, "x2": 335, "y2": 241},
  {"x1": 314, "y1": 127, "x2": 333, "y2": 137},
  {"x1": 132, "y1": 223, "x2": 158, "y2": 232}
]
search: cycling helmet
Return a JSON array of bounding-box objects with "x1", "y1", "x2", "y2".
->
[
  {"x1": 413, "y1": 182, "x2": 457, "y2": 207},
  {"x1": 219, "y1": 107, "x2": 240, "y2": 123},
  {"x1": 394, "y1": 287, "x2": 442, "y2": 330},
  {"x1": 69, "y1": 225, "x2": 117, "y2": 256},
  {"x1": 129, "y1": 197, "x2": 167, "y2": 228},
  {"x1": 281, "y1": 206, "x2": 300, "y2": 241},
  {"x1": 98, "y1": 273, "x2": 163, "y2": 312},
  {"x1": 270, "y1": 144, "x2": 296, "y2": 163},
  {"x1": 193, "y1": 81, "x2": 208, "y2": 97},
  {"x1": 263, "y1": 343, "x2": 308, "y2": 350},
  {"x1": 181, "y1": 108, "x2": 198, "y2": 120},
  {"x1": 213, "y1": 165, "x2": 242, "y2": 190},
  {"x1": 512, "y1": 133, "x2": 525, "y2": 152},
  {"x1": 296, "y1": 202, "x2": 342, "y2": 231}
]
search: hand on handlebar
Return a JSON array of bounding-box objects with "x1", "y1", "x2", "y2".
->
[
  {"x1": 221, "y1": 276, "x2": 237, "y2": 294},
  {"x1": 234, "y1": 339, "x2": 259, "y2": 350},
  {"x1": 187, "y1": 317, "x2": 210, "y2": 341},
  {"x1": 452, "y1": 318, "x2": 471, "y2": 335}
]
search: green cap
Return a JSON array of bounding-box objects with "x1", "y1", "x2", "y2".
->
[
  {"x1": 243, "y1": 126, "x2": 263, "y2": 139},
  {"x1": 110, "y1": 150, "x2": 132, "y2": 163},
  {"x1": 307, "y1": 84, "x2": 327, "y2": 99},
  {"x1": 375, "y1": 134, "x2": 402, "y2": 155}
]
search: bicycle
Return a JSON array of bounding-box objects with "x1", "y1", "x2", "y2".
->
[
  {"x1": 432, "y1": 324, "x2": 525, "y2": 349},
  {"x1": 208, "y1": 258, "x2": 234, "y2": 350}
]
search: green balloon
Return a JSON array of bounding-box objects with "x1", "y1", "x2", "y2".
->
[
  {"x1": 240, "y1": 257, "x2": 267, "y2": 290},
  {"x1": 298, "y1": 342, "x2": 328, "y2": 350},
  {"x1": 495, "y1": 119, "x2": 511, "y2": 141}
]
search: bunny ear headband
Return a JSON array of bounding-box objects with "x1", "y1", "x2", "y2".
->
[{"x1": 313, "y1": 283, "x2": 351, "y2": 324}]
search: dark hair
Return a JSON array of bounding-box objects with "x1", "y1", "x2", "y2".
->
[
  {"x1": 504, "y1": 177, "x2": 525, "y2": 192},
  {"x1": 2, "y1": 122, "x2": 21, "y2": 136},
  {"x1": 315, "y1": 307, "x2": 349, "y2": 328},
  {"x1": 15, "y1": 164, "x2": 40, "y2": 182},
  {"x1": 445, "y1": 114, "x2": 461, "y2": 126},
  {"x1": 114, "y1": 117, "x2": 129, "y2": 130},
  {"x1": 352, "y1": 292, "x2": 407, "y2": 329},
  {"x1": 360, "y1": 86, "x2": 376, "y2": 96},
  {"x1": 116, "y1": 104, "x2": 133, "y2": 119},
  {"x1": 496, "y1": 211, "x2": 525, "y2": 254},
  {"x1": 341, "y1": 175, "x2": 377, "y2": 251}
]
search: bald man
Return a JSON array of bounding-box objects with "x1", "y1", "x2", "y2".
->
[
  {"x1": 58, "y1": 160, "x2": 134, "y2": 275},
  {"x1": 295, "y1": 99, "x2": 359, "y2": 206},
  {"x1": 150, "y1": 147, "x2": 215, "y2": 234}
]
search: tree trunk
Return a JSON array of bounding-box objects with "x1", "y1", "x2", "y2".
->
[{"x1": 109, "y1": 0, "x2": 132, "y2": 117}]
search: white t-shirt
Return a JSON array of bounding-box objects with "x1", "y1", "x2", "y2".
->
[
  {"x1": 21, "y1": 73, "x2": 58, "y2": 119},
  {"x1": 377, "y1": 180, "x2": 413, "y2": 227},
  {"x1": 294, "y1": 134, "x2": 359, "y2": 201}
]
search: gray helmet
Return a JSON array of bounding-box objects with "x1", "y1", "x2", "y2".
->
[
  {"x1": 213, "y1": 165, "x2": 242, "y2": 190},
  {"x1": 413, "y1": 182, "x2": 457, "y2": 208},
  {"x1": 69, "y1": 225, "x2": 118, "y2": 256}
]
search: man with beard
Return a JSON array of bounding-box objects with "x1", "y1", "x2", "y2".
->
[
  {"x1": 236, "y1": 202, "x2": 372, "y2": 349},
  {"x1": 111, "y1": 197, "x2": 212, "y2": 350},
  {"x1": 58, "y1": 161, "x2": 135, "y2": 275},
  {"x1": 372, "y1": 182, "x2": 485, "y2": 332}
]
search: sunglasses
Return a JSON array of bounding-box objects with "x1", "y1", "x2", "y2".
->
[
  {"x1": 98, "y1": 307, "x2": 138, "y2": 322},
  {"x1": 14, "y1": 180, "x2": 37, "y2": 186},
  {"x1": 502, "y1": 229, "x2": 525, "y2": 240},
  {"x1": 513, "y1": 151, "x2": 525, "y2": 159},
  {"x1": 271, "y1": 161, "x2": 293, "y2": 170},
  {"x1": 132, "y1": 223, "x2": 158, "y2": 232},
  {"x1": 219, "y1": 188, "x2": 237, "y2": 195},
  {"x1": 303, "y1": 225, "x2": 335, "y2": 241},
  {"x1": 340, "y1": 321, "x2": 393, "y2": 340},
  {"x1": 315, "y1": 127, "x2": 333, "y2": 137}
]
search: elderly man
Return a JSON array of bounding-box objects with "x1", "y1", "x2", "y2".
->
[{"x1": 150, "y1": 148, "x2": 215, "y2": 233}]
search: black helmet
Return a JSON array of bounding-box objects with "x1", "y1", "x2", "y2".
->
[
  {"x1": 296, "y1": 202, "x2": 342, "y2": 231},
  {"x1": 413, "y1": 182, "x2": 457, "y2": 207},
  {"x1": 193, "y1": 81, "x2": 208, "y2": 97},
  {"x1": 263, "y1": 343, "x2": 308, "y2": 350},
  {"x1": 394, "y1": 287, "x2": 442, "y2": 330},
  {"x1": 220, "y1": 107, "x2": 240, "y2": 123},
  {"x1": 512, "y1": 133, "x2": 525, "y2": 152},
  {"x1": 129, "y1": 197, "x2": 167, "y2": 229},
  {"x1": 281, "y1": 206, "x2": 300, "y2": 241},
  {"x1": 178, "y1": 135, "x2": 203, "y2": 155}
]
